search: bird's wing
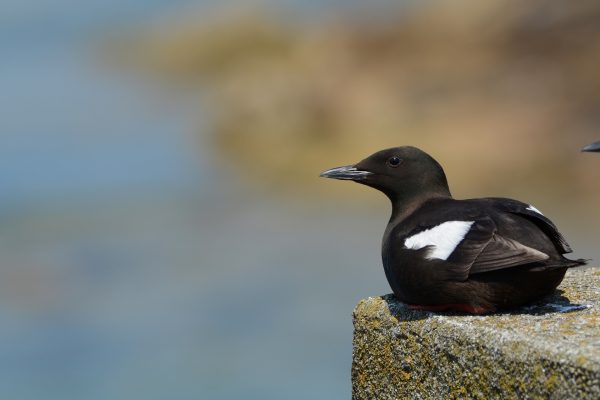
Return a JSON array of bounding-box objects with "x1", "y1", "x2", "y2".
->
[
  {"x1": 484, "y1": 198, "x2": 572, "y2": 253},
  {"x1": 443, "y1": 217, "x2": 549, "y2": 281}
]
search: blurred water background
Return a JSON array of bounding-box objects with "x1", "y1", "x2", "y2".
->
[{"x1": 1, "y1": 1, "x2": 599, "y2": 399}]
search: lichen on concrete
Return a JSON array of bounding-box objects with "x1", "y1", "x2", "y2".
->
[{"x1": 352, "y1": 268, "x2": 600, "y2": 399}]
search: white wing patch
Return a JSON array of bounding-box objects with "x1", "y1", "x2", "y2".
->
[
  {"x1": 404, "y1": 220, "x2": 475, "y2": 260},
  {"x1": 526, "y1": 205, "x2": 544, "y2": 215}
]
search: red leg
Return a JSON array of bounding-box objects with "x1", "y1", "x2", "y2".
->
[{"x1": 407, "y1": 303, "x2": 493, "y2": 314}]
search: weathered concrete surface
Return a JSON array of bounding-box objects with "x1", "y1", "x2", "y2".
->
[{"x1": 352, "y1": 268, "x2": 600, "y2": 400}]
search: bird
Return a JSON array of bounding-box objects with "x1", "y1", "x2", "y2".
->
[
  {"x1": 320, "y1": 146, "x2": 586, "y2": 314},
  {"x1": 582, "y1": 141, "x2": 600, "y2": 152}
]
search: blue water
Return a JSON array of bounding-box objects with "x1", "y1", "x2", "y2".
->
[
  {"x1": 0, "y1": 1, "x2": 393, "y2": 399},
  {"x1": 0, "y1": 0, "x2": 207, "y2": 207}
]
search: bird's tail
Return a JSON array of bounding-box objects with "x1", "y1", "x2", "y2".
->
[
  {"x1": 528, "y1": 258, "x2": 588, "y2": 271},
  {"x1": 567, "y1": 258, "x2": 590, "y2": 268}
]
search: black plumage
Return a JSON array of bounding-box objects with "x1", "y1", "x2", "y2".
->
[{"x1": 320, "y1": 146, "x2": 585, "y2": 314}]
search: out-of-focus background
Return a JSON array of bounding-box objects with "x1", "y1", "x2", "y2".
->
[{"x1": 1, "y1": 1, "x2": 599, "y2": 399}]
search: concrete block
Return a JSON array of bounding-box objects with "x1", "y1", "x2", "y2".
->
[{"x1": 352, "y1": 269, "x2": 599, "y2": 399}]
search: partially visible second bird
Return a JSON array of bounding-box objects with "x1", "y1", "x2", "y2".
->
[
  {"x1": 582, "y1": 141, "x2": 600, "y2": 152},
  {"x1": 320, "y1": 146, "x2": 586, "y2": 314}
]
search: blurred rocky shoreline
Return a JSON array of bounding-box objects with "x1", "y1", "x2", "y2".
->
[{"x1": 110, "y1": 0, "x2": 600, "y2": 205}]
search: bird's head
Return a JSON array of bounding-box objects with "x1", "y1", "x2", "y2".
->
[{"x1": 320, "y1": 146, "x2": 451, "y2": 203}]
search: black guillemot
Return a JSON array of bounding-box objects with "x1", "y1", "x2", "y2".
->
[{"x1": 320, "y1": 146, "x2": 586, "y2": 314}]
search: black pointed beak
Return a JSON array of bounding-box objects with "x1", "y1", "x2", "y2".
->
[
  {"x1": 582, "y1": 141, "x2": 600, "y2": 152},
  {"x1": 319, "y1": 165, "x2": 373, "y2": 181}
]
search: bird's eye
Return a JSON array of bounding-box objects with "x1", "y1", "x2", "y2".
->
[{"x1": 387, "y1": 156, "x2": 402, "y2": 167}]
